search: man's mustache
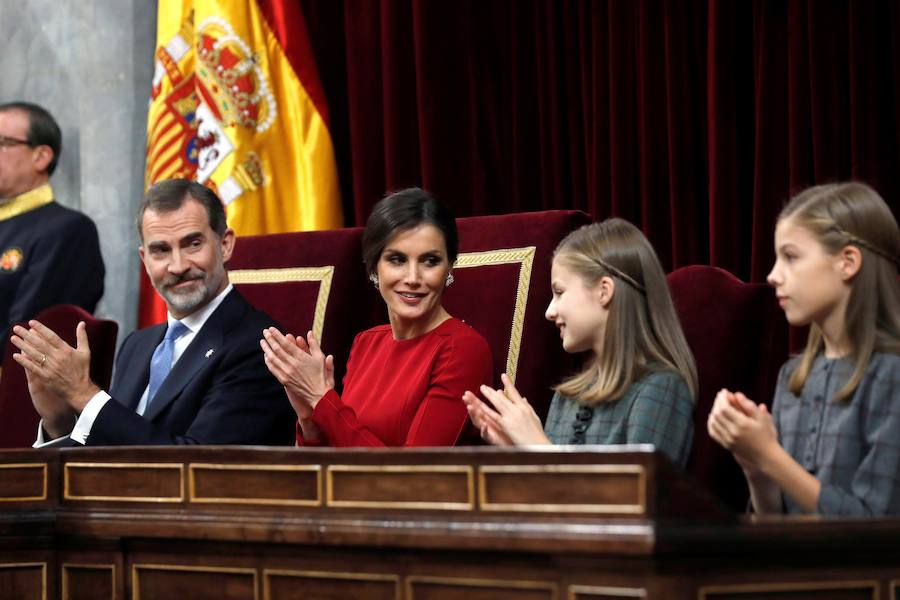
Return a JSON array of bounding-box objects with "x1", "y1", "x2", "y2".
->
[{"x1": 162, "y1": 270, "x2": 205, "y2": 288}]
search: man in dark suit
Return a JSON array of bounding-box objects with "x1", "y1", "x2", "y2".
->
[
  {"x1": 10, "y1": 179, "x2": 294, "y2": 446},
  {"x1": 0, "y1": 102, "x2": 104, "y2": 342}
]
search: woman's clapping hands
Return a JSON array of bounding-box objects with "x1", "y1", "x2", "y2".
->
[{"x1": 261, "y1": 328, "x2": 334, "y2": 420}]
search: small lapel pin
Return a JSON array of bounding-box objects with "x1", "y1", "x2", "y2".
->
[{"x1": 205, "y1": 348, "x2": 215, "y2": 358}]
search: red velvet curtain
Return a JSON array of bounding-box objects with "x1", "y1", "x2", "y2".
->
[{"x1": 300, "y1": 0, "x2": 900, "y2": 282}]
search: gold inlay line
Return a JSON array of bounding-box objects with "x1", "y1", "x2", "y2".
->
[
  {"x1": 0, "y1": 462, "x2": 48, "y2": 502},
  {"x1": 327, "y1": 464, "x2": 475, "y2": 510},
  {"x1": 188, "y1": 463, "x2": 322, "y2": 506},
  {"x1": 62, "y1": 563, "x2": 115, "y2": 600},
  {"x1": 406, "y1": 575, "x2": 557, "y2": 599},
  {"x1": 132, "y1": 564, "x2": 258, "y2": 600},
  {"x1": 229, "y1": 266, "x2": 334, "y2": 341},
  {"x1": 264, "y1": 569, "x2": 400, "y2": 600},
  {"x1": 698, "y1": 579, "x2": 880, "y2": 599},
  {"x1": 64, "y1": 462, "x2": 184, "y2": 503},
  {"x1": 478, "y1": 464, "x2": 646, "y2": 514},
  {"x1": 0, "y1": 562, "x2": 47, "y2": 600},
  {"x1": 569, "y1": 584, "x2": 647, "y2": 599},
  {"x1": 455, "y1": 246, "x2": 535, "y2": 383}
]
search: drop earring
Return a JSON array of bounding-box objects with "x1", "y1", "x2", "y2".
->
[
  {"x1": 445, "y1": 272, "x2": 455, "y2": 287},
  {"x1": 369, "y1": 273, "x2": 379, "y2": 289}
]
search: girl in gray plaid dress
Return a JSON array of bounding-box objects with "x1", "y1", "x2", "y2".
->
[
  {"x1": 463, "y1": 218, "x2": 697, "y2": 468},
  {"x1": 708, "y1": 182, "x2": 900, "y2": 516}
]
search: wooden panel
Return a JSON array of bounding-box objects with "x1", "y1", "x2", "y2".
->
[
  {"x1": 407, "y1": 576, "x2": 556, "y2": 600},
  {"x1": 189, "y1": 464, "x2": 321, "y2": 507},
  {"x1": 892, "y1": 579, "x2": 899, "y2": 600},
  {"x1": 327, "y1": 466, "x2": 474, "y2": 510},
  {"x1": 0, "y1": 463, "x2": 47, "y2": 502},
  {"x1": 479, "y1": 465, "x2": 645, "y2": 514},
  {"x1": 62, "y1": 564, "x2": 114, "y2": 600},
  {"x1": 698, "y1": 580, "x2": 878, "y2": 600},
  {"x1": 568, "y1": 584, "x2": 647, "y2": 599},
  {"x1": 133, "y1": 564, "x2": 256, "y2": 600},
  {"x1": 264, "y1": 569, "x2": 398, "y2": 600},
  {"x1": 0, "y1": 562, "x2": 46, "y2": 600},
  {"x1": 9, "y1": 448, "x2": 900, "y2": 600},
  {"x1": 65, "y1": 463, "x2": 183, "y2": 503}
]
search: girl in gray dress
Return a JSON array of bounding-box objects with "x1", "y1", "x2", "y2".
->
[
  {"x1": 463, "y1": 218, "x2": 697, "y2": 467},
  {"x1": 708, "y1": 182, "x2": 900, "y2": 516}
]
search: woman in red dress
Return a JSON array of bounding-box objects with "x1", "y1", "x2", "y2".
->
[{"x1": 260, "y1": 188, "x2": 493, "y2": 447}]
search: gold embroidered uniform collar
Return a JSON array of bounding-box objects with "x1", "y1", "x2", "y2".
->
[{"x1": 0, "y1": 184, "x2": 54, "y2": 222}]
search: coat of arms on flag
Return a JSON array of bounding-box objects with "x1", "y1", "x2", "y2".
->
[{"x1": 141, "y1": 0, "x2": 343, "y2": 326}]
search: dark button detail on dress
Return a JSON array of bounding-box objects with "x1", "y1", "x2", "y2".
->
[{"x1": 568, "y1": 404, "x2": 595, "y2": 445}]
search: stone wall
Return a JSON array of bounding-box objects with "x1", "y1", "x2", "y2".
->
[{"x1": 0, "y1": 1, "x2": 158, "y2": 341}]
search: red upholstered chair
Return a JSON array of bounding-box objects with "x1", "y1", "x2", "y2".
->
[
  {"x1": 443, "y1": 211, "x2": 592, "y2": 426},
  {"x1": 226, "y1": 210, "x2": 592, "y2": 444},
  {"x1": 667, "y1": 266, "x2": 789, "y2": 511},
  {"x1": 0, "y1": 304, "x2": 118, "y2": 448},
  {"x1": 226, "y1": 227, "x2": 371, "y2": 392}
]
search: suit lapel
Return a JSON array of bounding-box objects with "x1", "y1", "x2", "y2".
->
[{"x1": 143, "y1": 289, "x2": 245, "y2": 421}]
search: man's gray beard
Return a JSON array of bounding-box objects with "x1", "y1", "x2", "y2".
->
[
  {"x1": 161, "y1": 282, "x2": 211, "y2": 315},
  {"x1": 158, "y1": 267, "x2": 223, "y2": 315}
]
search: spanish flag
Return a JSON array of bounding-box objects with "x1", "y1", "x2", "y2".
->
[{"x1": 140, "y1": 0, "x2": 342, "y2": 326}]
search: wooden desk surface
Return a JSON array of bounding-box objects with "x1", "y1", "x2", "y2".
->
[{"x1": 0, "y1": 446, "x2": 897, "y2": 600}]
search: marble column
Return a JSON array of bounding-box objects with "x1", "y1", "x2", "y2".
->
[{"x1": 0, "y1": 1, "x2": 158, "y2": 341}]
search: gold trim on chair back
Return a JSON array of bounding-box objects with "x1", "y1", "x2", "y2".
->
[
  {"x1": 454, "y1": 246, "x2": 535, "y2": 383},
  {"x1": 229, "y1": 266, "x2": 335, "y2": 342}
]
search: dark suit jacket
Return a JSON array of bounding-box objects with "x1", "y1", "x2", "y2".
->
[{"x1": 82, "y1": 288, "x2": 294, "y2": 446}]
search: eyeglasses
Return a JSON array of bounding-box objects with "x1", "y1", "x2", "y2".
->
[{"x1": 0, "y1": 135, "x2": 32, "y2": 151}]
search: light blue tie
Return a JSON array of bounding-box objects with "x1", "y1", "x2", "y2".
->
[{"x1": 147, "y1": 321, "x2": 189, "y2": 407}]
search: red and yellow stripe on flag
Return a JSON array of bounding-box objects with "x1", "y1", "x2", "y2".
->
[{"x1": 140, "y1": 0, "x2": 342, "y2": 326}]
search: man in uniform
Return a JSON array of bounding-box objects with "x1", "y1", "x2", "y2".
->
[{"x1": 0, "y1": 102, "x2": 104, "y2": 341}]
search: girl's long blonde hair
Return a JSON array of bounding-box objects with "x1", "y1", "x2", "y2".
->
[
  {"x1": 554, "y1": 218, "x2": 697, "y2": 405},
  {"x1": 779, "y1": 182, "x2": 900, "y2": 402}
]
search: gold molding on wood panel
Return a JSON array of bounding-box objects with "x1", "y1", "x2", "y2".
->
[
  {"x1": 406, "y1": 575, "x2": 557, "y2": 600},
  {"x1": 62, "y1": 563, "x2": 115, "y2": 600},
  {"x1": 0, "y1": 462, "x2": 47, "y2": 502},
  {"x1": 64, "y1": 462, "x2": 184, "y2": 503},
  {"x1": 454, "y1": 246, "x2": 535, "y2": 383},
  {"x1": 188, "y1": 463, "x2": 322, "y2": 506},
  {"x1": 230, "y1": 266, "x2": 334, "y2": 342},
  {"x1": 263, "y1": 569, "x2": 400, "y2": 600},
  {"x1": 478, "y1": 464, "x2": 646, "y2": 514},
  {"x1": 568, "y1": 584, "x2": 647, "y2": 599},
  {"x1": 0, "y1": 562, "x2": 47, "y2": 600},
  {"x1": 326, "y1": 464, "x2": 475, "y2": 510},
  {"x1": 698, "y1": 579, "x2": 880, "y2": 599},
  {"x1": 132, "y1": 564, "x2": 258, "y2": 600}
]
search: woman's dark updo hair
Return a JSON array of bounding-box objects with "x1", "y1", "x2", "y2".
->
[{"x1": 361, "y1": 188, "x2": 459, "y2": 276}]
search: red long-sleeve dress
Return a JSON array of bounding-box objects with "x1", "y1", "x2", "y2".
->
[{"x1": 297, "y1": 317, "x2": 493, "y2": 447}]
